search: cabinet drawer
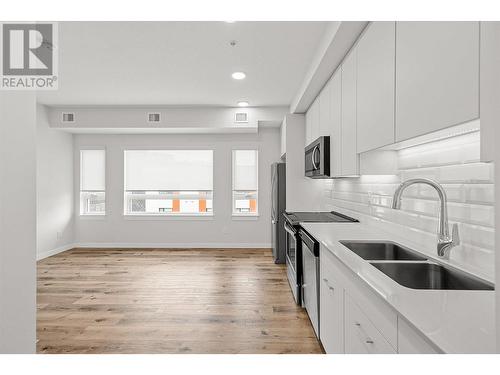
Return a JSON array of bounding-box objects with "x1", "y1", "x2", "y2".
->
[{"x1": 345, "y1": 293, "x2": 396, "y2": 354}]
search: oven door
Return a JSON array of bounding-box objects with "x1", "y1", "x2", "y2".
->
[{"x1": 284, "y1": 221, "x2": 301, "y2": 304}]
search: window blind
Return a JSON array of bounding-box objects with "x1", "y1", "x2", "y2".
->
[
  {"x1": 232, "y1": 150, "x2": 258, "y2": 190},
  {"x1": 124, "y1": 150, "x2": 213, "y2": 191},
  {"x1": 80, "y1": 150, "x2": 105, "y2": 191}
]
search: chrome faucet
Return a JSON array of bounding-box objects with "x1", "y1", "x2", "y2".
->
[{"x1": 391, "y1": 178, "x2": 459, "y2": 259}]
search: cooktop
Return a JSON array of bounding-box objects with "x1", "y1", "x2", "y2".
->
[{"x1": 283, "y1": 211, "x2": 358, "y2": 226}]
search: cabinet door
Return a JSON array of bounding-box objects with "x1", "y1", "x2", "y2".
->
[
  {"x1": 320, "y1": 247, "x2": 344, "y2": 353},
  {"x1": 328, "y1": 71, "x2": 342, "y2": 177},
  {"x1": 395, "y1": 22, "x2": 479, "y2": 142},
  {"x1": 311, "y1": 98, "x2": 320, "y2": 142},
  {"x1": 319, "y1": 79, "x2": 331, "y2": 137},
  {"x1": 345, "y1": 293, "x2": 396, "y2": 354},
  {"x1": 341, "y1": 48, "x2": 359, "y2": 176},
  {"x1": 305, "y1": 107, "x2": 312, "y2": 146},
  {"x1": 479, "y1": 21, "x2": 500, "y2": 163},
  {"x1": 305, "y1": 98, "x2": 320, "y2": 146},
  {"x1": 356, "y1": 22, "x2": 396, "y2": 153},
  {"x1": 398, "y1": 318, "x2": 441, "y2": 354}
]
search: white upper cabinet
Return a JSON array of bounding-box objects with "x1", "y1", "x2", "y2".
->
[
  {"x1": 305, "y1": 96, "x2": 320, "y2": 146},
  {"x1": 319, "y1": 80, "x2": 331, "y2": 137},
  {"x1": 341, "y1": 48, "x2": 359, "y2": 176},
  {"x1": 328, "y1": 70, "x2": 342, "y2": 177},
  {"x1": 356, "y1": 22, "x2": 396, "y2": 153},
  {"x1": 395, "y1": 22, "x2": 480, "y2": 142},
  {"x1": 479, "y1": 21, "x2": 499, "y2": 163}
]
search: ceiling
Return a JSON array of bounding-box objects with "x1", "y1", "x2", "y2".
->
[{"x1": 37, "y1": 22, "x2": 328, "y2": 107}]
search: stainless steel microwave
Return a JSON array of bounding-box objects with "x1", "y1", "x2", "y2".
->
[{"x1": 305, "y1": 136, "x2": 330, "y2": 178}]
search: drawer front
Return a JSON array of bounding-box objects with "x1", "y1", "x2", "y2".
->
[{"x1": 345, "y1": 293, "x2": 396, "y2": 354}]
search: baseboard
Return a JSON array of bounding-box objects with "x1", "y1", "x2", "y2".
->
[
  {"x1": 73, "y1": 242, "x2": 272, "y2": 249},
  {"x1": 37, "y1": 243, "x2": 77, "y2": 260}
]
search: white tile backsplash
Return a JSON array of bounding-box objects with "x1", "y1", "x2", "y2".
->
[{"x1": 320, "y1": 131, "x2": 495, "y2": 281}]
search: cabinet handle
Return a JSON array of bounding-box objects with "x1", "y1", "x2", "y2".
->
[
  {"x1": 323, "y1": 278, "x2": 334, "y2": 292},
  {"x1": 354, "y1": 322, "x2": 374, "y2": 346}
]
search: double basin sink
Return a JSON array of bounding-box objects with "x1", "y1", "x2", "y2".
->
[{"x1": 339, "y1": 241, "x2": 493, "y2": 291}]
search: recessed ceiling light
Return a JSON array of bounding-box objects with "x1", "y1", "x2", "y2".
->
[
  {"x1": 225, "y1": 21, "x2": 236, "y2": 23},
  {"x1": 232, "y1": 72, "x2": 246, "y2": 80},
  {"x1": 237, "y1": 101, "x2": 249, "y2": 107}
]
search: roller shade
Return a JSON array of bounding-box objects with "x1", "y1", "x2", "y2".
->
[
  {"x1": 80, "y1": 150, "x2": 105, "y2": 191},
  {"x1": 125, "y1": 150, "x2": 213, "y2": 191},
  {"x1": 233, "y1": 150, "x2": 258, "y2": 190}
]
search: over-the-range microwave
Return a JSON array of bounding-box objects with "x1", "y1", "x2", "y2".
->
[{"x1": 305, "y1": 136, "x2": 330, "y2": 178}]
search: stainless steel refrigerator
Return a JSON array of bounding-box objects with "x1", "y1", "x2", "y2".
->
[{"x1": 271, "y1": 162, "x2": 286, "y2": 264}]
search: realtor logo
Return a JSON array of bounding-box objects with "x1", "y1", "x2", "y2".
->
[{"x1": 1, "y1": 22, "x2": 58, "y2": 90}]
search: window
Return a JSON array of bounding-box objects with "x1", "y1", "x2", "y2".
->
[
  {"x1": 80, "y1": 150, "x2": 106, "y2": 215},
  {"x1": 124, "y1": 150, "x2": 213, "y2": 215},
  {"x1": 232, "y1": 150, "x2": 258, "y2": 215}
]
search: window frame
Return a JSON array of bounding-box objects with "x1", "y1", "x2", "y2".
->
[
  {"x1": 122, "y1": 148, "x2": 215, "y2": 217},
  {"x1": 79, "y1": 148, "x2": 106, "y2": 217},
  {"x1": 231, "y1": 149, "x2": 259, "y2": 217}
]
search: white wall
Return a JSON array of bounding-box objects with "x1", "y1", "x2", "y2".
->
[
  {"x1": 0, "y1": 92, "x2": 37, "y2": 353},
  {"x1": 36, "y1": 104, "x2": 75, "y2": 259},
  {"x1": 317, "y1": 131, "x2": 495, "y2": 281},
  {"x1": 73, "y1": 128, "x2": 281, "y2": 247}
]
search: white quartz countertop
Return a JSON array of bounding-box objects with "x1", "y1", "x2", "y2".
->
[{"x1": 300, "y1": 221, "x2": 495, "y2": 354}]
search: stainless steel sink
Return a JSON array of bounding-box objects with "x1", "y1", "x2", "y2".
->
[
  {"x1": 370, "y1": 262, "x2": 494, "y2": 291},
  {"x1": 340, "y1": 241, "x2": 428, "y2": 261}
]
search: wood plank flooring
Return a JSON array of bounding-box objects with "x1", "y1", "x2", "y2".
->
[{"x1": 37, "y1": 248, "x2": 323, "y2": 354}]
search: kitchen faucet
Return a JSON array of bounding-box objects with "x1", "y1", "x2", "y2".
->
[{"x1": 391, "y1": 178, "x2": 459, "y2": 259}]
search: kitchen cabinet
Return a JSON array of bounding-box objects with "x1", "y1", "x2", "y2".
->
[
  {"x1": 305, "y1": 97, "x2": 320, "y2": 146},
  {"x1": 319, "y1": 80, "x2": 331, "y2": 137},
  {"x1": 319, "y1": 244, "x2": 442, "y2": 354},
  {"x1": 345, "y1": 293, "x2": 396, "y2": 354},
  {"x1": 395, "y1": 22, "x2": 479, "y2": 142},
  {"x1": 398, "y1": 318, "x2": 441, "y2": 354},
  {"x1": 356, "y1": 22, "x2": 396, "y2": 153},
  {"x1": 320, "y1": 243, "x2": 344, "y2": 353},
  {"x1": 340, "y1": 48, "x2": 359, "y2": 175},
  {"x1": 479, "y1": 21, "x2": 500, "y2": 163},
  {"x1": 326, "y1": 70, "x2": 342, "y2": 177}
]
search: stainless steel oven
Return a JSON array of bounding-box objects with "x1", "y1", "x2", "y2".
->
[
  {"x1": 305, "y1": 136, "x2": 330, "y2": 178},
  {"x1": 284, "y1": 220, "x2": 301, "y2": 304}
]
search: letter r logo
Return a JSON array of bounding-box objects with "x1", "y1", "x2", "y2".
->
[{"x1": 2, "y1": 23, "x2": 53, "y2": 76}]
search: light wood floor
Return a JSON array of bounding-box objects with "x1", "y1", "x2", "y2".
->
[{"x1": 37, "y1": 248, "x2": 323, "y2": 354}]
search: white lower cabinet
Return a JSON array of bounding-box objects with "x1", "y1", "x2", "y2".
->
[
  {"x1": 397, "y1": 319, "x2": 441, "y2": 354},
  {"x1": 345, "y1": 293, "x2": 396, "y2": 354},
  {"x1": 319, "y1": 250, "x2": 344, "y2": 353},
  {"x1": 319, "y1": 245, "x2": 442, "y2": 354}
]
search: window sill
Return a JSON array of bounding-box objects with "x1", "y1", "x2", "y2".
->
[
  {"x1": 79, "y1": 214, "x2": 107, "y2": 220},
  {"x1": 232, "y1": 214, "x2": 259, "y2": 221},
  {"x1": 123, "y1": 214, "x2": 214, "y2": 221}
]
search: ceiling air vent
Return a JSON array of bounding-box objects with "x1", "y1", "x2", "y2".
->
[
  {"x1": 61, "y1": 112, "x2": 75, "y2": 123},
  {"x1": 147, "y1": 113, "x2": 161, "y2": 123},
  {"x1": 234, "y1": 112, "x2": 248, "y2": 123}
]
